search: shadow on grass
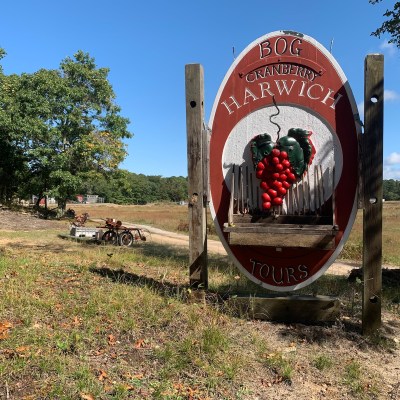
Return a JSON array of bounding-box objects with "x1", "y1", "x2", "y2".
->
[
  {"x1": 90, "y1": 266, "x2": 190, "y2": 299},
  {"x1": 276, "y1": 318, "x2": 364, "y2": 344},
  {"x1": 89, "y1": 265, "x2": 379, "y2": 345},
  {"x1": 89, "y1": 262, "x2": 400, "y2": 345},
  {"x1": 214, "y1": 272, "x2": 355, "y2": 299},
  {"x1": 135, "y1": 241, "x2": 234, "y2": 272},
  {"x1": 348, "y1": 268, "x2": 400, "y2": 287},
  {"x1": 90, "y1": 239, "x2": 360, "y2": 303},
  {"x1": 56, "y1": 237, "x2": 400, "y2": 314},
  {"x1": 85, "y1": 239, "x2": 399, "y2": 342}
]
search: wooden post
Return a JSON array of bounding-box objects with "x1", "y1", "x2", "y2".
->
[
  {"x1": 185, "y1": 64, "x2": 208, "y2": 289},
  {"x1": 362, "y1": 54, "x2": 384, "y2": 335}
]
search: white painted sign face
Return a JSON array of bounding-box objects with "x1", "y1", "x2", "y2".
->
[{"x1": 209, "y1": 31, "x2": 360, "y2": 291}]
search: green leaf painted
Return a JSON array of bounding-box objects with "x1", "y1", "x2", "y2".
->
[
  {"x1": 287, "y1": 128, "x2": 315, "y2": 167},
  {"x1": 277, "y1": 135, "x2": 306, "y2": 176},
  {"x1": 251, "y1": 133, "x2": 274, "y2": 167}
]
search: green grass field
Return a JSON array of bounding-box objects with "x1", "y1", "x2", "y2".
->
[{"x1": 0, "y1": 202, "x2": 399, "y2": 399}]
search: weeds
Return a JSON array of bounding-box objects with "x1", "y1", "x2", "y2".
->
[
  {"x1": 201, "y1": 325, "x2": 229, "y2": 357},
  {"x1": 343, "y1": 361, "x2": 363, "y2": 393},
  {"x1": 314, "y1": 354, "x2": 333, "y2": 371},
  {"x1": 341, "y1": 240, "x2": 363, "y2": 262},
  {"x1": 264, "y1": 352, "x2": 295, "y2": 383}
]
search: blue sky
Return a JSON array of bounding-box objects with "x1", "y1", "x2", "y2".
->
[{"x1": 0, "y1": 0, "x2": 399, "y2": 179}]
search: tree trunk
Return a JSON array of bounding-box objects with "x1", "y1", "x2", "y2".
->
[{"x1": 58, "y1": 198, "x2": 67, "y2": 217}]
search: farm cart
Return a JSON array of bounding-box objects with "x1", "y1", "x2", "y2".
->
[{"x1": 97, "y1": 218, "x2": 150, "y2": 247}]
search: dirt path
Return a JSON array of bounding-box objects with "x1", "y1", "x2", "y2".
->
[
  {"x1": 125, "y1": 222, "x2": 397, "y2": 277},
  {"x1": 1, "y1": 210, "x2": 396, "y2": 276}
]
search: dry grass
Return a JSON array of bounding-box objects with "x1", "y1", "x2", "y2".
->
[
  {"x1": 0, "y1": 229, "x2": 397, "y2": 399},
  {"x1": 340, "y1": 201, "x2": 400, "y2": 265},
  {"x1": 70, "y1": 201, "x2": 400, "y2": 265},
  {"x1": 69, "y1": 202, "x2": 190, "y2": 233},
  {"x1": 0, "y1": 204, "x2": 399, "y2": 399}
]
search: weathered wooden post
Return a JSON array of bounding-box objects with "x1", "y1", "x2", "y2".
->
[
  {"x1": 185, "y1": 64, "x2": 208, "y2": 289},
  {"x1": 362, "y1": 54, "x2": 384, "y2": 335}
]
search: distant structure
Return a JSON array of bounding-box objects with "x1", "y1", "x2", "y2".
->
[{"x1": 74, "y1": 194, "x2": 104, "y2": 204}]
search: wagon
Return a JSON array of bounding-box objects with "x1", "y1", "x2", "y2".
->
[{"x1": 96, "y1": 218, "x2": 150, "y2": 246}]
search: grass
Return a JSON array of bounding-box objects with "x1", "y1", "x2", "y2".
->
[
  {"x1": 0, "y1": 203, "x2": 399, "y2": 399},
  {"x1": 68, "y1": 202, "x2": 194, "y2": 235},
  {"x1": 70, "y1": 201, "x2": 400, "y2": 265},
  {"x1": 314, "y1": 354, "x2": 333, "y2": 371},
  {"x1": 263, "y1": 351, "x2": 295, "y2": 383},
  {"x1": 0, "y1": 230, "x2": 250, "y2": 398},
  {"x1": 342, "y1": 361, "x2": 366, "y2": 396},
  {"x1": 341, "y1": 201, "x2": 400, "y2": 265}
]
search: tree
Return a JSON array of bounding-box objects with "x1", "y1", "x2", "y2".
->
[
  {"x1": 76, "y1": 170, "x2": 188, "y2": 205},
  {"x1": 370, "y1": 1, "x2": 400, "y2": 47},
  {"x1": 0, "y1": 50, "x2": 132, "y2": 211},
  {"x1": 0, "y1": 53, "x2": 32, "y2": 203},
  {"x1": 38, "y1": 51, "x2": 131, "y2": 211},
  {"x1": 160, "y1": 176, "x2": 188, "y2": 202},
  {"x1": 383, "y1": 179, "x2": 400, "y2": 199}
]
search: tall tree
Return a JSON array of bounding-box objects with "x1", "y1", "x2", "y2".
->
[
  {"x1": 0, "y1": 51, "x2": 31, "y2": 202},
  {"x1": 370, "y1": 1, "x2": 400, "y2": 47},
  {"x1": 0, "y1": 50, "x2": 131, "y2": 210}
]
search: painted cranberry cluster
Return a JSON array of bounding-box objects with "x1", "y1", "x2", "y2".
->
[{"x1": 255, "y1": 148, "x2": 297, "y2": 210}]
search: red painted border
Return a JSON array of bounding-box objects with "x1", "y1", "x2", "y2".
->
[{"x1": 209, "y1": 31, "x2": 360, "y2": 291}]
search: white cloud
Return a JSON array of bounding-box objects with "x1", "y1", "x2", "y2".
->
[
  {"x1": 386, "y1": 152, "x2": 400, "y2": 165},
  {"x1": 384, "y1": 89, "x2": 400, "y2": 102},
  {"x1": 357, "y1": 101, "x2": 364, "y2": 117},
  {"x1": 384, "y1": 153, "x2": 400, "y2": 179},
  {"x1": 380, "y1": 39, "x2": 397, "y2": 56},
  {"x1": 384, "y1": 166, "x2": 400, "y2": 180}
]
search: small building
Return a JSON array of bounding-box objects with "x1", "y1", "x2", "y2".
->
[
  {"x1": 84, "y1": 195, "x2": 99, "y2": 204},
  {"x1": 83, "y1": 195, "x2": 105, "y2": 204},
  {"x1": 32, "y1": 195, "x2": 56, "y2": 205}
]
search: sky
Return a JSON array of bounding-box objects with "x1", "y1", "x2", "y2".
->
[{"x1": 0, "y1": 0, "x2": 399, "y2": 179}]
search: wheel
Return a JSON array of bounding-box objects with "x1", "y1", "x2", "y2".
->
[
  {"x1": 102, "y1": 230, "x2": 118, "y2": 245},
  {"x1": 119, "y1": 230, "x2": 134, "y2": 247}
]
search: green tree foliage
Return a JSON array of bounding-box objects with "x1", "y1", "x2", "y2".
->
[
  {"x1": 0, "y1": 55, "x2": 30, "y2": 202},
  {"x1": 383, "y1": 179, "x2": 400, "y2": 200},
  {"x1": 370, "y1": 1, "x2": 400, "y2": 47},
  {"x1": 78, "y1": 170, "x2": 188, "y2": 205},
  {"x1": 0, "y1": 49, "x2": 131, "y2": 210}
]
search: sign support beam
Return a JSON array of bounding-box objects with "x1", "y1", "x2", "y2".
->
[
  {"x1": 362, "y1": 54, "x2": 384, "y2": 335},
  {"x1": 185, "y1": 64, "x2": 208, "y2": 289}
]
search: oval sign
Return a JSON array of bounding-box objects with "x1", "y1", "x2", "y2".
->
[{"x1": 209, "y1": 31, "x2": 360, "y2": 291}]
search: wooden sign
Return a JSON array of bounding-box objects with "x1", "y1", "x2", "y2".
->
[{"x1": 209, "y1": 31, "x2": 360, "y2": 291}]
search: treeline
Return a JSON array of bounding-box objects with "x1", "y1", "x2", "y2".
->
[
  {"x1": 383, "y1": 179, "x2": 400, "y2": 200},
  {"x1": 79, "y1": 170, "x2": 188, "y2": 204},
  {"x1": 82, "y1": 176, "x2": 399, "y2": 205}
]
